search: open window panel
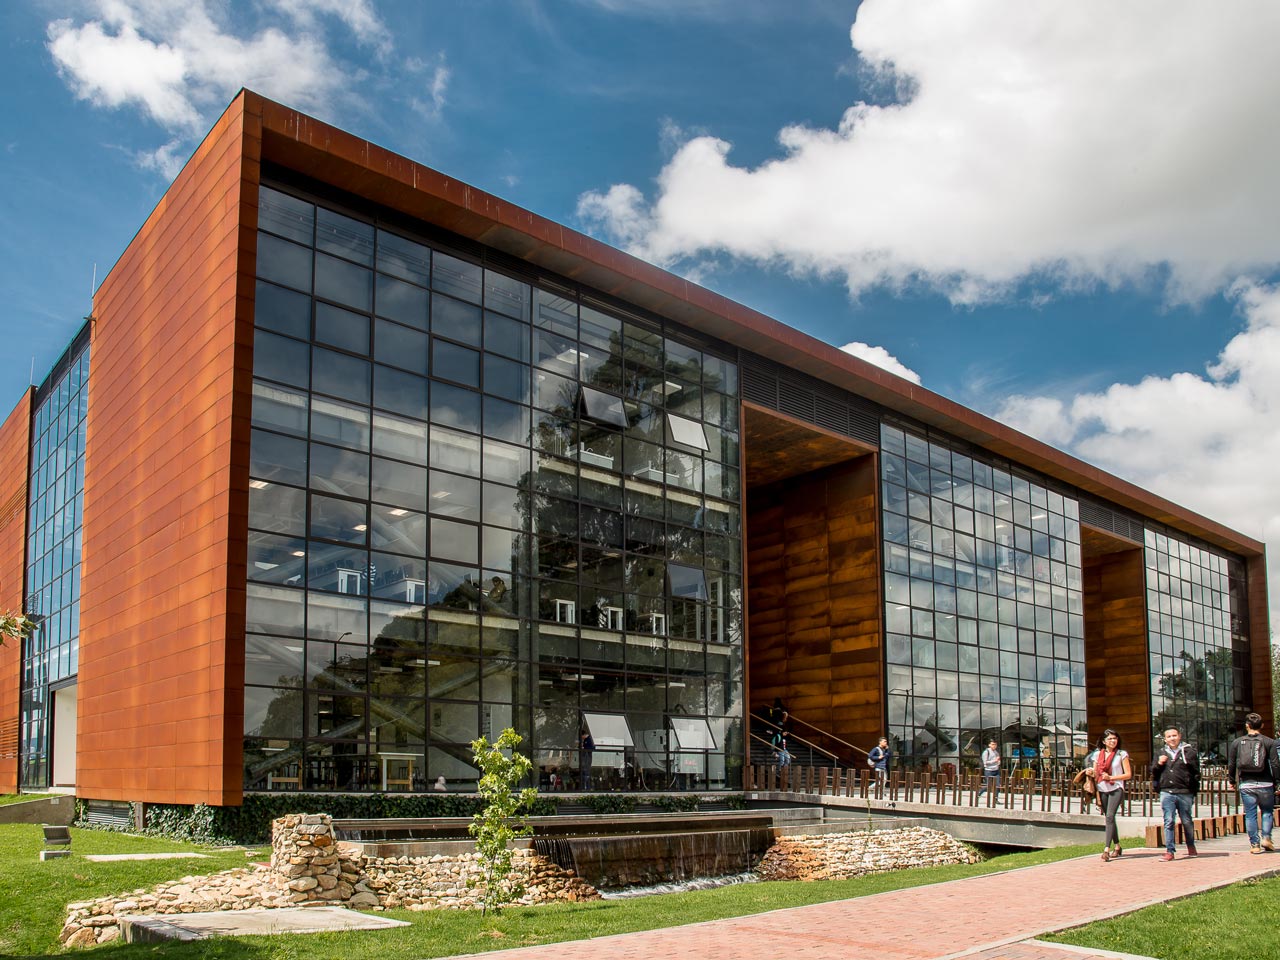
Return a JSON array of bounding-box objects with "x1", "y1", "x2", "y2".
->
[
  {"x1": 668, "y1": 716, "x2": 716, "y2": 750},
  {"x1": 582, "y1": 711, "x2": 635, "y2": 748},
  {"x1": 579, "y1": 386, "x2": 629, "y2": 429},
  {"x1": 665, "y1": 412, "x2": 708, "y2": 451},
  {"x1": 666, "y1": 563, "x2": 707, "y2": 600}
]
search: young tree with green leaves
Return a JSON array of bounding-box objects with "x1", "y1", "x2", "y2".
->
[
  {"x1": 468, "y1": 727, "x2": 539, "y2": 915},
  {"x1": 0, "y1": 611, "x2": 32, "y2": 647}
]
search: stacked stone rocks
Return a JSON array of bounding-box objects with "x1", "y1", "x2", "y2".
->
[
  {"x1": 757, "y1": 826, "x2": 979, "y2": 881},
  {"x1": 60, "y1": 814, "x2": 598, "y2": 946}
]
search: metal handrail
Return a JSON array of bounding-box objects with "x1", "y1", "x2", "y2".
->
[
  {"x1": 747, "y1": 716, "x2": 844, "y2": 768},
  {"x1": 749, "y1": 710, "x2": 868, "y2": 760}
]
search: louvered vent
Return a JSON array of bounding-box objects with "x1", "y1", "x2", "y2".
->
[
  {"x1": 1079, "y1": 499, "x2": 1144, "y2": 543},
  {"x1": 81, "y1": 800, "x2": 133, "y2": 829},
  {"x1": 742, "y1": 355, "x2": 883, "y2": 446}
]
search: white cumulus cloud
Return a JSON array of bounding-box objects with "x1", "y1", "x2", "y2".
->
[
  {"x1": 46, "y1": 0, "x2": 391, "y2": 177},
  {"x1": 578, "y1": 1, "x2": 1280, "y2": 306},
  {"x1": 838, "y1": 341, "x2": 921, "y2": 384},
  {"x1": 997, "y1": 282, "x2": 1280, "y2": 631}
]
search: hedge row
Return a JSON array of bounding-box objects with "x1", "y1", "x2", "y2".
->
[{"x1": 75, "y1": 792, "x2": 747, "y2": 844}]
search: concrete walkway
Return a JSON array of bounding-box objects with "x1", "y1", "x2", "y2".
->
[{"x1": 451, "y1": 834, "x2": 1277, "y2": 960}]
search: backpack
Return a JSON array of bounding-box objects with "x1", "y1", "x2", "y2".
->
[{"x1": 1236, "y1": 737, "x2": 1268, "y2": 776}]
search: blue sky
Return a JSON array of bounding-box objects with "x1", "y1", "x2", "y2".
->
[{"x1": 3, "y1": 1, "x2": 1279, "y2": 627}]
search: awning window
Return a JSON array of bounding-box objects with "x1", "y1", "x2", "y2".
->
[
  {"x1": 665, "y1": 413, "x2": 708, "y2": 451},
  {"x1": 666, "y1": 563, "x2": 707, "y2": 600},
  {"x1": 669, "y1": 717, "x2": 716, "y2": 750},
  {"x1": 582, "y1": 711, "x2": 634, "y2": 747},
  {"x1": 580, "y1": 387, "x2": 629, "y2": 428}
]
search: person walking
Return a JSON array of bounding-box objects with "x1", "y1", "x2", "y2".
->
[
  {"x1": 1228, "y1": 712, "x2": 1275, "y2": 854},
  {"x1": 579, "y1": 730, "x2": 595, "y2": 791},
  {"x1": 868, "y1": 736, "x2": 891, "y2": 792},
  {"x1": 978, "y1": 739, "x2": 1002, "y2": 798},
  {"x1": 1094, "y1": 729, "x2": 1132, "y2": 861},
  {"x1": 771, "y1": 727, "x2": 792, "y2": 779},
  {"x1": 1152, "y1": 726, "x2": 1200, "y2": 861}
]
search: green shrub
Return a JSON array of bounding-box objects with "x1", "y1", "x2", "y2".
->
[
  {"x1": 579, "y1": 794, "x2": 638, "y2": 814},
  {"x1": 650, "y1": 794, "x2": 701, "y2": 812}
]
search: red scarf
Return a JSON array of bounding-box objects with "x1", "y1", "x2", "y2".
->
[{"x1": 1096, "y1": 749, "x2": 1117, "y2": 777}]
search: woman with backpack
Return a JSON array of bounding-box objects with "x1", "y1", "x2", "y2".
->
[{"x1": 1094, "y1": 729, "x2": 1132, "y2": 861}]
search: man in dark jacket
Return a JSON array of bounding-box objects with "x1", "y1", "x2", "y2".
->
[
  {"x1": 1228, "y1": 712, "x2": 1276, "y2": 854},
  {"x1": 1152, "y1": 726, "x2": 1200, "y2": 861}
]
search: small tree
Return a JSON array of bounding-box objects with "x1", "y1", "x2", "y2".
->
[
  {"x1": 468, "y1": 727, "x2": 539, "y2": 915},
  {"x1": 0, "y1": 611, "x2": 33, "y2": 647}
]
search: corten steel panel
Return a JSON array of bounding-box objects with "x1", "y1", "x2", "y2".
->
[
  {"x1": 244, "y1": 91, "x2": 1265, "y2": 560},
  {"x1": 0, "y1": 390, "x2": 33, "y2": 792},
  {"x1": 78, "y1": 94, "x2": 258, "y2": 806},
  {"x1": 1246, "y1": 553, "x2": 1273, "y2": 734},
  {"x1": 1083, "y1": 547, "x2": 1152, "y2": 769},
  {"x1": 746, "y1": 454, "x2": 882, "y2": 758}
]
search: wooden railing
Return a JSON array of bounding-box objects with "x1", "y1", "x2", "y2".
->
[{"x1": 745, "y1": 765, "x2": 1244, "y2": 818}]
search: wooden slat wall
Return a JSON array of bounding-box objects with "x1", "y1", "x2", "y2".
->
[
  {"x1": 1245, "y1": 553, "x2": 1273, "y2": 735},
  {"x1": 1083, "y1": 547, "x2": 1152, "y2": 768},
  {"x1": 747, "y1": 454, "x2": 883, "y2": 751}
]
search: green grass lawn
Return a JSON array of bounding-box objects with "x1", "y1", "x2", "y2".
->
[
  {"x1": 0, "y1": 823, "x2": 1109, "y2": 959},
  {"x1": 0, "y1": 792, "x2": 53, "y2": 805},
  {"x1": 1045, "y1": 874, "x2": 1280, "y2": 960}
]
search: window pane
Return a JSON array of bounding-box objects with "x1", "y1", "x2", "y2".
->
[
  {"x1": 432, "y1": 252, "x2": 482, "y2": 304},
  {"x1": 252, "y1": 382, "x2": 309, "y2": 436},
  {"x1": 484, "y1": 312, "x2": 530, "y2": 362},
  {"x1": 431, "y1": 518, "x2": 479, "y2": 564},
  {"x1": 312, "y1": 347, "x2": 371, "y2": 405},
  {"x1": 483, "y1": 396, "x2": 529, "y2": 444},
  {"x1": 257, "y1": 233, "x2": 312, "y2": 292},
  {"x1": 248, "y1": 532, "x2": 307, "y2": 586},
  {"x1": 582, "y1": 387, "x2": 628, "y2": 428},
  {"x1": 251, "y1": 429, "x2": 307, "y2": 487},
  {"x1": 314, "y1": 302, "x2": 370, "y2": 356},
  {"x1": 483, "y1": 354, "x2": 529, "y2": 403},
  {"x1": 255, "y1": 280, "x2": 310, "y2": 339},
  {"x1": 667, "y1": 413, "x2": 709, "y2": 451},
  {"x1": 374, "y1": 319, "x2": 428, "y2": 374},
  {"x1": 377, "y1": 229, "x2": 431, "y2": 285},
  {"x1": 254, "y1": 330, "x2": 309, "y2": 388},
  {"x1": 430, "y1": 381, "x2": 481, "y2": 429},
  {"x1": 429, "y1": 471, "x2": 481, "y2": 521},
  {"x1": 372, "y1": 457, "x2": 427, "y2": 512},
  {"x1": 310, "y1": 494, "x2": 368, "y2": 544},
  {"x1": 484, "y1": 269, "x2": 530, "y2": 322},
  {"x1": 370, "y1": 505, "x2": 427, "y2": 557},
  {"x1": 259, "y1": 187, "x2": 314, "y2": 244},
  {"x1": 373, "y1": 365, "x2": 429, "y2": 421},
  {"x1": 310, "y1": 397, "x2": 370, "y2": 451},
  {"x1": 432, "y1": 339, "x2": 481, "y2": 387},
  {"x1": 373, "y1": 411, "x2": 427, "y2": 463},
  {"x1": 315, "y1": 252, "x2": 372, "y2": 312},
  {"x1": 316, "y1": 208, "x2": 374, "y2": 265},
  {"x1": 249, "y1": 481, "x2": 306, "y2": 535},
  {"x1": 309, "y1": 442, "x2": 369, "y2": 499},
  {"x1": 376, "y1": 274, "x2": 429, "y2": 329},
  {"x1": 667, "y1": 563, "x2": 707, "y2": 600}
]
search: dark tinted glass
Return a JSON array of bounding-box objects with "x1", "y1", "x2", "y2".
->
[
  {"x1": 259, "y1": 186, "x2": 314, "y2": 244},
  {"x1": 312, "y1": 347, "x2": 371, "y2": 404},
  {"x1": 376, "y1": 274, "x2": 429, "y2": 329},
  {"x1": 432, "y1": 340, "x2": 481, "y2": 389},
  {"x1": 377, "y1": 230, "x2": 431, "y2": 285},
  {"x1": 250, "y1": 429, "x2": 307, "y2": 486},
  {"x1": 316, "y1": 208, "x2": 374, "y2": 265},
  {"x1": 254, "y1": 330, "x2": 310, "y2": 388},
  {"x1": 315, "y1": 252, "x2": 373, "y2": 312},
  {"x1": 432, "y1": 252, "x2": 482, "y2": 304},
  {"x1": 314, "y1": 302, "x2": 370, "y2": 356},
  {"x1": 257, "y1": 233, "x2": 313, "y2": 292},
  {"x1": 484, "y1": 312, "x2": 529, "y2": 362},
  {"x1": 309, "y1": 442, "x2": 369, "y2": 499},
  {"x1": 373, "y1": 365, "x2": 428, "y2": 421},
  {"x1": 430, "y1": 381, "x2": 482, "y2": 430},
  {"x1": 255, "y1": 280, "x2": 311, "y2": 339},
  {"x1": 483, "y1": 354, "x2": 528, "y2": 403},
  {"x1": 374, "y1": 319, "x2": 428, "y2": 375},
  {"x1": 432, "y1": 294, "x2": 482, "y2": 346}
]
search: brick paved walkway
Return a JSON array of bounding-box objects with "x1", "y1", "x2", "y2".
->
[{"x1": 455, "y1": 834, "x2": 1278, "y2": 960}]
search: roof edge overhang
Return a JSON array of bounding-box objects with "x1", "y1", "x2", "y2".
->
[{"x1": 234, "y1": 90, "x2": 1263, "y2": 559}]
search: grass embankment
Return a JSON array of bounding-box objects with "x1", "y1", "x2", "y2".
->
[
  {"x1": 0, "y1": 792, "x2": 53, "y2": 806},
  {"x1": 1046, "y1": 874, "x2": 1280, "y2": 960},
  {"x1": 1, "y1": 823, "x2": 1104, "y2": 959}
]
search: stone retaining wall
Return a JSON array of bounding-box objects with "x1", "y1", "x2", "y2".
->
[
  {"x1": 60, "y1": 813, "x2": 599, "y2": 946},
  {"x1": 757, "y1": 825, "x2": 979, "y2": 881}
]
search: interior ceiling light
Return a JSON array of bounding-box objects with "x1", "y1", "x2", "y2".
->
[
  {"x1": 249, "y1": 479, "x2": 270, "y2": 489},
  {"x1": 389, "y1": 508, "x2": 409, "y2": 516}
]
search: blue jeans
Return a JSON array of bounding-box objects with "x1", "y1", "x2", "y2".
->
[
  {"x1": 1161, "y1": 791, "x2": 1195, "y2": 853},
  {"x1": 979, "y1": 771, "x2": 999, "y2": 795},
  {"x1": 1240, "y1": 786, "x2": 1275, "y2": 846}
]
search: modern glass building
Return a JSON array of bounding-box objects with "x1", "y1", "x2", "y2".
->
[{"x1": 0, "y1": 91, "x2": 1268, "y2": 805}]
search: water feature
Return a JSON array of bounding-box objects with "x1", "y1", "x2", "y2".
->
[{"x1": 599, "y1": 872, "x2": 759, "y2": 899}]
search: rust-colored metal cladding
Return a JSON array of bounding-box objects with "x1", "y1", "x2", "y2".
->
[
  {"x1": 77, "y1": 96, "x2": 259, "y2": 806},
  {"x1": 0, "y1": 390, "x2": 33, "y2": 793},
  {"x1": 1247, "y1": 553, "x2": 1273, "y2": 733}
]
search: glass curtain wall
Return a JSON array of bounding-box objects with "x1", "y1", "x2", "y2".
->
[
  {"x1": 879, "y1": 423, "x2": 1086, "y2": 773},
  {"x1": 20, "y1": 343, "x2": 90, "y2": 787},
  {"x1": 243, "y1": 185, "x2": 743, "y2": 793},
  {"x1": 1144, "y1": 528, "x2": 1248, "y2": 763}
]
